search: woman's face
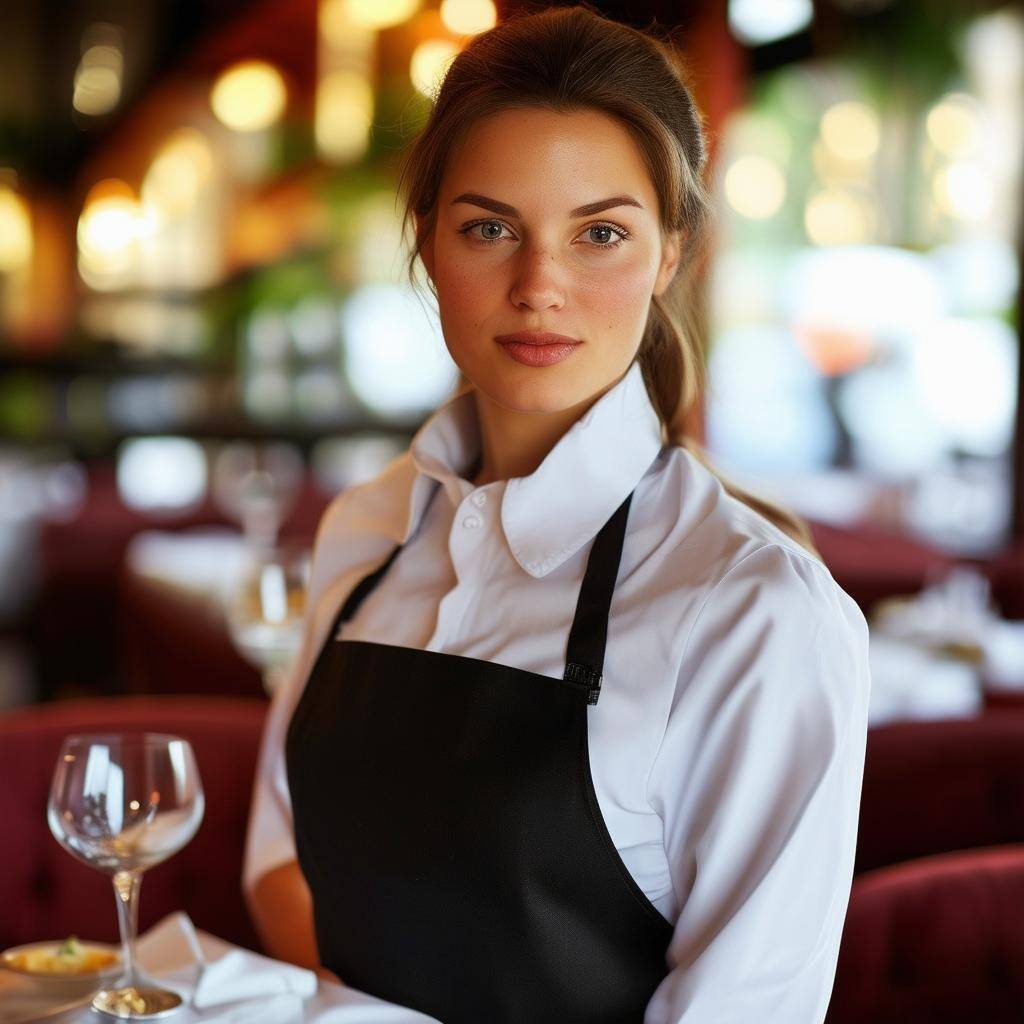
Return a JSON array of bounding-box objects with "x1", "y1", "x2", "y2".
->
[{"x1": 419, "y1": 106, "x2": 681, "y2": 415}]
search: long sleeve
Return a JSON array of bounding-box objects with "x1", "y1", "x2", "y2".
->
[
  {"x1": 241, "y1": 484, "x2": 398, "y2": 897},
  {"x1": 643, "y1": 544, "x2": 872, "y2": 1024}
]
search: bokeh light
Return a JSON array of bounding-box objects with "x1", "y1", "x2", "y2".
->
[
  {"x1": 116, "y1": 437, "x2": 207, "y2": 512},
  {"x1": 820, "y1": 101, "x2": 880, "y2": 163},
  {"x1": 724, "y1": 155, "x2": 787, "y2": 219},
  {"x1": 210, "y1": 61, "x2": 287, "y2": 132},
  {"x1": 0, "y1": 187, "x2": 33, "y2": 271},
  {"x1": 804, "y1": 187, "x2": 875, "y2": 245},
  {"x1": 343, "y1": 0, "x2": 421, "y2": 30},
  {"x1": 440, "y1": 0, "x2": 497, "y2": 35},
  {"x1": 315, "y1": 70, "x2": 374, "y2": 164},
  {"x1": 141, "y1": 129, "x2": 215, "y2": 218},
  {"x1": 410, "y1": 39, "x2": 459, "y2": 99},
  {"x1": 926, "y1": 93, "x2": 984, "y2": 157}
]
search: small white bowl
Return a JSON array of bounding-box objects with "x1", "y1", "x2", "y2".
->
[{"x1": 1, "y1": 939, "x2": 122, "y2": 998}]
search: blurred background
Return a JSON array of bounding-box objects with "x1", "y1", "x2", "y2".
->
[
  {"x1": 8, "y1": 6, "x2": 1024, "y2": 1014},
  {"x1": 0, "y1": 0, "x2": 1022, "y2": 724}
]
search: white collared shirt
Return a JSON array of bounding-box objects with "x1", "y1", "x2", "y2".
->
[{"x1": 244, "y1": 360, "x2": 871, "y2": 1024}]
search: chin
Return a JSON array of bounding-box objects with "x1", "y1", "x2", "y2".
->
[{"x1": 469, "y1": 368, "x2": 597, "y2": 416}]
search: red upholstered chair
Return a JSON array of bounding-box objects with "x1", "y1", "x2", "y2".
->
[
  {"x1": 808, "y1": 518, "x2": 958, "y2": 617},
  {"x1": 827, "y1": 845, "x2": 1024, "y2": 1023},
  {"x1": 987, "y1": 540, "x2": 1024, "y2": 622},
  {"x1": 117, "y1": 567, "x2": 266, "y2": 699},
  {"x1": 856, "y1": 715, "x2": 1024, "y2": 875},
  {"x1": 0, "y1": 696, "x2": 268, "y2": 952}
]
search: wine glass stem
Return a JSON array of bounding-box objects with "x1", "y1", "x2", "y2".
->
[{"x1": 112, "y1": 869, "x2": 142, "y2": 988}]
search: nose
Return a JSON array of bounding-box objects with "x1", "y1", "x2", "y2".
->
[{"x1": 508, "y1": 244, "x2": 565, "y2": 312}]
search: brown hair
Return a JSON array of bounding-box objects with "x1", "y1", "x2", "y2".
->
[{"x1": 395, "y1": 3, "x2": 820, "y2": 556}]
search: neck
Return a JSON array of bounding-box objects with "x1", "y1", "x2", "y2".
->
[{"x1": 468, "y1": 383, "x2": 612, "y2": 488}]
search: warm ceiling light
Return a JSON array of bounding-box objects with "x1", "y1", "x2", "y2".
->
[
  {"x1": 142, "y1": 129, "x2": 215, "y2": 216},
  {"x1": 0, "y1": 187, "x2": 32, "y2": 271},
  {"x1": 926, "y1": 93, "x2": 984, "y2": 158},
  {"x1": 315, "y1": 70, "x2": 374, "y2": 163},
  {"x1": 723, "y1": 154, "x2": 786, "y2": 219},
  {"x1": 803, "y1": 187, "x2": 874, "y2": 245},
  {"x1": 343, "y1": 0, "x2": 421, "y2": 29},
  {"x1": 78, "y1": 194, "x2": 140, "y2": 258},
  {"x1": 210, "y1": 60, "x2": 287, "y2": 132},
  {"x1": 410, "y1": 39, "x2": 459, "y2": 98},
  {"x1": 73, "y1": 26, "x2": 124, "y2": 116},
  {"x1": 820, "y1": 101, "x2": 880, "y2": 163},
  {"x1": 439, "y1": 0, "x2": 497, "y2": 35},
  {"x1": 933, "y1": 161, "x2": 994, "y2": 221}
]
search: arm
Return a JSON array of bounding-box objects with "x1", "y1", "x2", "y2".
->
[
  {"x1": 644, "y1": 545, "x2": 872, "y2": 1024},
  {"x1": 241, "y1": 479, "x2": 402, "y2": 975},
  {"x1": 246, "y1": 860, "x2": 322, "y2": 972}
]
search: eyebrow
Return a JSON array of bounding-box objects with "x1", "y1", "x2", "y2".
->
[{"x1": 450, "y1": 192, "x2": 643, "y2": 218}]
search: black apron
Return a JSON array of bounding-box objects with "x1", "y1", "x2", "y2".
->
[{"x1": 285, "y1": 486, "x2": 674, "y2": 1023}]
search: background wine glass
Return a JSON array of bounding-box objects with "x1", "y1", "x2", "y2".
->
[
  {"x1": 224, "y1": 543, "x2": 310, "y2": 696},
  {"x1": 48, "y1": 733, "x2": 204, "y2": 1019},
  {"x1": 211, "y1": 441, "x2": 304, "y2": 551}
]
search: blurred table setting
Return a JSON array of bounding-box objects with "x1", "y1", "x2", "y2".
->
[
  {"x1": 865, "y1": 564, "x2": 1024, "y2": 724},
  {"x1": 1, "y1": 911, "x2": 442, "y2": 1024},
  {"x1": 120, "y1": 527, "x2": 309, "y2": 698}
]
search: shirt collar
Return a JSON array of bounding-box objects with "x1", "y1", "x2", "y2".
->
[{"x1": 400, "y1": 359, "x2": 664, "y2": 578}]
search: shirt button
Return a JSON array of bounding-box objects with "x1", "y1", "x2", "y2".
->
[
  {"x1": 463, "y1": 515, "x2": 482, "y2": 529},
  {"x1": 471, "y1": 492, "x2": 487, "y2": 508}
]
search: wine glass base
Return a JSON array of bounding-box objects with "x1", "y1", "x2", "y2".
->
[{"x1": 91, "y1": 985, "x2": 183, "y2": 1020}]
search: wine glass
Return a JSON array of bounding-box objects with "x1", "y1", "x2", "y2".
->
[
  {"x1": 224, "y1": 543, "x2": 310, "y2": 696},
  {"x1": 47, "y1": 733, "x2": 205, "y2": 1019},
  {"x1": 211, "y1": 441, "x2": 304, "y2": 550}
]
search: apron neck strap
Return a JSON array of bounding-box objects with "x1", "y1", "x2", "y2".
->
[
  {"x1": 328, "y1": 488, "x2": 635, "y2": 708},
  {"x1": 563, "y1": 491, "x2": 633, "y2": 706}
]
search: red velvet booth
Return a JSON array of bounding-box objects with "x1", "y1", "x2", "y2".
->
[
  {"x1": 117, "y1": 567, "x2": 265, "y2": 699},
  {"x1": 855, "y1": 715, "x2": 1024, "y2": 875},
  {"x1": 0, "y1": 696, "x2": 268, "y2": 952},
  {"x1": 808, "y1": 519, "x2": 958, "y2": 617},
  {"x1": 988, "y1": 540, "x2": 1024, "y2": 621},
  {"x1": 29, "y1": 462, "x2": 330, "y2": 700},
  {"x1": 828, "y1": 845, "x2": 1024, "y2": 1023}
]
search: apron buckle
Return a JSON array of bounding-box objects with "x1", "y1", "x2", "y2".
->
[{"x1": 564, "y1": 662, "x2": 603, "y2": 705}]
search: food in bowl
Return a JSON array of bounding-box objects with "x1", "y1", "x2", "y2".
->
[{"x1": 2, "y1": 935, "x2": 120, "y2": 977}]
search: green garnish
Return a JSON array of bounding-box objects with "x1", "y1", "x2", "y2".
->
[{"x1": 56, "y1": 936, "x2": 82, "y2": 959}]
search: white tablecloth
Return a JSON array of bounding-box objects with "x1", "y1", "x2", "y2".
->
[{"x1": 56, "y1": 913, "x2": 441, "y2": 1024}]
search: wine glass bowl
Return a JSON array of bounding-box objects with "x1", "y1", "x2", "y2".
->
[
  {"x1": 48, "y1": 733, "x2": 204, "y2": 1020},
  {"x1": 225, "y1": 543, "x2": 310, "y2": 695},
  {"x1": 211, "y1": 441, "x2": 304, "y2": 550}
]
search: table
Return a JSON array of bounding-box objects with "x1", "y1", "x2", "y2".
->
[{"x1": 4, "y1": 914, "x2": 442, "y2": 1024}]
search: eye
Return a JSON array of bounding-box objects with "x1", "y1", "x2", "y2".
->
[
  {"x1": 456, "y1": 218, "x2": 632, "y2": 250},
  {"x1": 458, "y1": 219, "x2": 513, "y2": 244},
  {"x1": 579, "y1": 222, "x2": 630, "y2": 249}
]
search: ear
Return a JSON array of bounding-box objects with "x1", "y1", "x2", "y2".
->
[
  {"x1": 652, "y1": 229, "x2": 683, "y2": 297},
  {"x1": 415, "y1": 214, "x2": 435, "y2": 283}
]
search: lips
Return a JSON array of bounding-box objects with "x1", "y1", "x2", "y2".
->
[
  {"x1": 494, "y1": 331, "x2": 582, "y2": 346},
  {"x1": 494, "y1": 331, "x2": 582, "y2": 368}
]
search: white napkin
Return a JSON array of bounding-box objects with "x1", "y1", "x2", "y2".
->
[
  {"x1": 135, "y1": 911, "x2": 317, "y2": 1010},
  {"x1": 867, "y1": 633, "x2": 982, "y2": 725},
  {"x1": 193, "y1": 992, "x2": 305, "y2": 1024}
]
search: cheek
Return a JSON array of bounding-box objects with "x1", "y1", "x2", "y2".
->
[
  {"x1": 575, "y1": 258, "x2": 657, "y2": 326},
  {"x1": 433, "y1": 238, "x2": 659, "y2": 325},
  {"x1": 433, "y1": 248, "x2": 490, "y2": 317}
]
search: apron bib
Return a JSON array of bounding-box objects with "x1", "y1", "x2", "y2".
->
[{"x1": 286, "y1": 489, "x2": 674, "y2": 1023}]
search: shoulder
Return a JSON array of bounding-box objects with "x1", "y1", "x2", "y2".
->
[
  {"x1": 314, "y1": 449, "x2": 417, "y2": 546},
  {"x1": 306, "y1": 449, "x2": 417, "y2": 608},
  {"x1": 637, "y1": 444, "x2": 854, "y2": 599},
  {"x1": 635, "y1": 445, "x2": 870, "y2": 691}
]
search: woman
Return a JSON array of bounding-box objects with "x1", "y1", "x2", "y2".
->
[{"x1": 243, "y1": 5, "x2": 871, "y2": 1022}]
